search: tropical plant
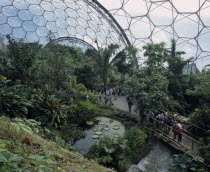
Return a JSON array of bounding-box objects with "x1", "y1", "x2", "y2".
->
[
  {"x1": 143, "y1": 42, "x2": 168, "y2": 68},
  {"x1": 85, "y1": 42, "x2": 138, "y2": 88},
  {"x1": 38, "y1": 94, "x2": 68, "y2": 128},
  {"x1": 30, "y1": 44, "x2": 74, "y2": 89},
  {"x1": 124, "y1": 67, "x2": 177, "y2": 117},
  {"x1": 68, "y1": 101, "x2": 99, "y2": 125},
  {"x1": 0, "y1": 151, "x2": 23, "y2": 171},
  {"x1": 124, "y1": 127, "x2": 148, "y2": 158},
  {"x1": 164, "y1": 39, "x2": 195, "y2": 114},
  {"x1": 169, "y1": 154, "x2": 207, "y2": 172},
  {"x1": 0, "y1": 80, "x2": 32, "y2": 118},
  {"x1": 74, "y1": 62, "x2": 100, "y2": 89},
  {"x1": 199, "y1": 144, "x2": 210, "y2": 165},
  {"x1": 186, "y1": 69, "x2": 210, "y2": 98},
  {"x1": 166, "y1": 39, "x2": 188, "y2": 75},
  {"x1": 86, "y1": 135, "x2": 127, "y2": 171},
  {"x1": 6, "y1": 36, "x2": 41, "y2": 83}
]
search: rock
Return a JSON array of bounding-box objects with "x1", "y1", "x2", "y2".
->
[{"x1": 126, "y1": 165, "x2": 143, "y2": 172}]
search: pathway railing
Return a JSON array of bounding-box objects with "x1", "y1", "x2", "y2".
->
[{"x1": 143, "y1": 113, "x2": 200, "y2": 153}]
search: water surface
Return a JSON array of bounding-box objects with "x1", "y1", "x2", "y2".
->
[{"x1": 72, "y1": 116, "x2": 125, "y2": 153}]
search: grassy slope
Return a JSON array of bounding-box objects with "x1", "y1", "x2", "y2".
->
[{"x1": 0, "y1": 117, "x2": 116, "y2": 172}]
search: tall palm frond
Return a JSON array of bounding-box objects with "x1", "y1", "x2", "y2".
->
[{"x1": 85, "y1": 42, "x2": 138, "y2": 87}]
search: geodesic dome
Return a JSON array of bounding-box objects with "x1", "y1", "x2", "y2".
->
[
  {"x1": 0, "y1": 0, "x2": 210, "y2": 69},
  {"x1": 0, "y1": 0, "x2": 129, "y2": 49}
]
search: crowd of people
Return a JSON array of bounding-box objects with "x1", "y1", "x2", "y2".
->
[
  {"x1": 103, "y1": 86, "x2": 123, "y2": 105},
  {"x1": 145, "y1": 109, "x2": 183, "y2": 142}
]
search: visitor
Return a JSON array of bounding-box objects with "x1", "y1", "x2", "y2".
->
[
  {"x1": 127, "y1": 97, "x2": 133, "y2": 112},
  {"x1": 163, "y1": 115, "x2": 169, "y2": 132},
  {"x1": 109, "y1": 88, "x2": 113, "y2": 95},
  {"x1": 159, "y1": 111, "x2": 165, "y2": 128},
  {"x1": 177, "y1": 123, "x2": 183, "y2": 142},
  {"x1": 156, "y1": 112, "x2": 161, "y2": 128},
  {"x1": 172, "y1": 121, "x2": 178, "y2": 140},
  {"x1": 118, "y1": 87, "x2": 122, "y2": 96},
  {"x1": 112, "y1": 87, "x2": 117, "y2": 100},
  {"x1": 59, "y1": 87, "x2": 64, "y2": 93},
  {"x1": 86, "y1": 95, "x2": 89, "y2": 101},
  {"x1": 104, "y1": 94, "x2": 109, "y2": 104},
  {"x1": 104, "y1": 86, "x2": 108, "y2": 95},
  {"x1": 99, "y1": 95, "x2": 102, "y2": 101},
  {"x1": 115, "y1": 86, "x2": 119, "y2": 96},
  {"x1": 97, "y1": 89, "x2": 100, "y2": 94},
  {"x1": 167, "y1": 115, "x2": 173, "y2": 133},
  {"x1": 106, "y1": 89, "x2": 109, "y2": 95},
  {"x1": 148, "y1": 110, "x2": 154, "y2": 123}
]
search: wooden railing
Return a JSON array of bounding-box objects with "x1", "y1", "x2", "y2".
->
[{"x1": 143, "y1": 113, "x2": 200, "y2": 153}]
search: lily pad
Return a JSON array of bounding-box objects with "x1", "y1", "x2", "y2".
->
[
  {"x1": 92, "y1": 128, "x2": 98, "y2": 131},
  {"x1": 98, "y1": 122, "x2": 105, "y2": 125},
  {"x1": 103, "y1": 127, "x2": 109, "y2": 131},
  {"x1": 92, "y1": 135, "x2": 99, "y2": 139},
  {"x1": 95, "y1": 131, "x2": 103, "y2": 135},
  {"x1": 113, "y1": 125, "x2": 120, "y2": 130},
  {"x1": 86, "y1": 121, "x2": 94, "y2": 125},
  {"x1": 114, "y1": 134, "x2": 120, "y2": 138}
]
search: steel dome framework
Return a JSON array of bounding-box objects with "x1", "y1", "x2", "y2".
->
[{"x1": 0, "y1": 0, "x2": 210, "y2": 69}]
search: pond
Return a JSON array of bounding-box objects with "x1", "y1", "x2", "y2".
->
[{"x1": 71, "y1": 116, "x2": 125, "y2": 153}]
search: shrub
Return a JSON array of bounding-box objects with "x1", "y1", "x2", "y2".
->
[
  {"x1": 124, "y1": 127, "x2": 148, "y2": 158},
  {"x1": 86, "y1": 135, "x2": 127, "y2": 171},
  {"x1": 169, "y1": 154, "x2": 208, "y2": 172},
  {"x1": 68, "y1": 101, "x2": 99, "y2": 125}
]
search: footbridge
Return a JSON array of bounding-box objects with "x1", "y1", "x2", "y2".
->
[{"x1": 110, "y1": 95, "x2": 209, "y2": 167}]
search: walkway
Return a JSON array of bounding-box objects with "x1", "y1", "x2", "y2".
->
[
  {"x1": 110, "y1": 95, "x2": 204, "y2": 162},
  {"x1": 112, "y1": 95, "x2": 138, "y2": 116}
]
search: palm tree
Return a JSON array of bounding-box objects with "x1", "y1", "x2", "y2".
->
[{"x1": 85, "y1": 41, "x2": 138, "y2": 88}]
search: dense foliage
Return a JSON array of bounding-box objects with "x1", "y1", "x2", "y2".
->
[
  {"x1": 1, "y1": 36, "x2": 210, "y2": 171},
  {"x1": 87, "y1": 127, "x2": 149, "y2": 171},
  {"x1": 124, "y1": 127, "x2": 148, "y2": 159},
  {"x1": 169, "y1": 154, "x2": 207, "y2": 172},
  {"x1": 0, "y1": 38, "x2": 102, "y2": 144}
]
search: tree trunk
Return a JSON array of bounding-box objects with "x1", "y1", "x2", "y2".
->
[{"x1": 102, "y1": 69, "x2": 108, "y2": 90}]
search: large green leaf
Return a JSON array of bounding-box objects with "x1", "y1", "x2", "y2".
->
[
  {"x1": 0, "y1": 152, "x2": 23, "y2": 163},
  {"x1": 14, "y1": 123, "x2": 34, "y2": 135},
  {"x1": 0, "y1": 152, "x2": 10, "y2": 162},
  {"x1": 28, "y1": 155, "x2": 54, "y2": 164},
  {"x1": 104, "y1": 146, "x2": 115, "y2": 153},
  {"x1": 10, "y1": 156, "x2": 23, "y2": 162}
]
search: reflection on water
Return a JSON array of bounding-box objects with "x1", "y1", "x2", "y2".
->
[
  {"x1": 72, "y1": 116, "x2": 125, "y2": 153},
  {"x1": 127, "y1": 141, "x2": 176, "y2": 172}
]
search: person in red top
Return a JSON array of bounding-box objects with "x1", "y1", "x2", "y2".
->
[{"x1": 177, "y1": 123, "x2": 183, "y2": 142}]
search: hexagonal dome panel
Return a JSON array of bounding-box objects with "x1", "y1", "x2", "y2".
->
[
  {"x1": 0, "y1": 0, "x2": 209, "y2": 69},
  {"x1": 174, "y1": 14, "x2": 200, "y2": 38}
]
